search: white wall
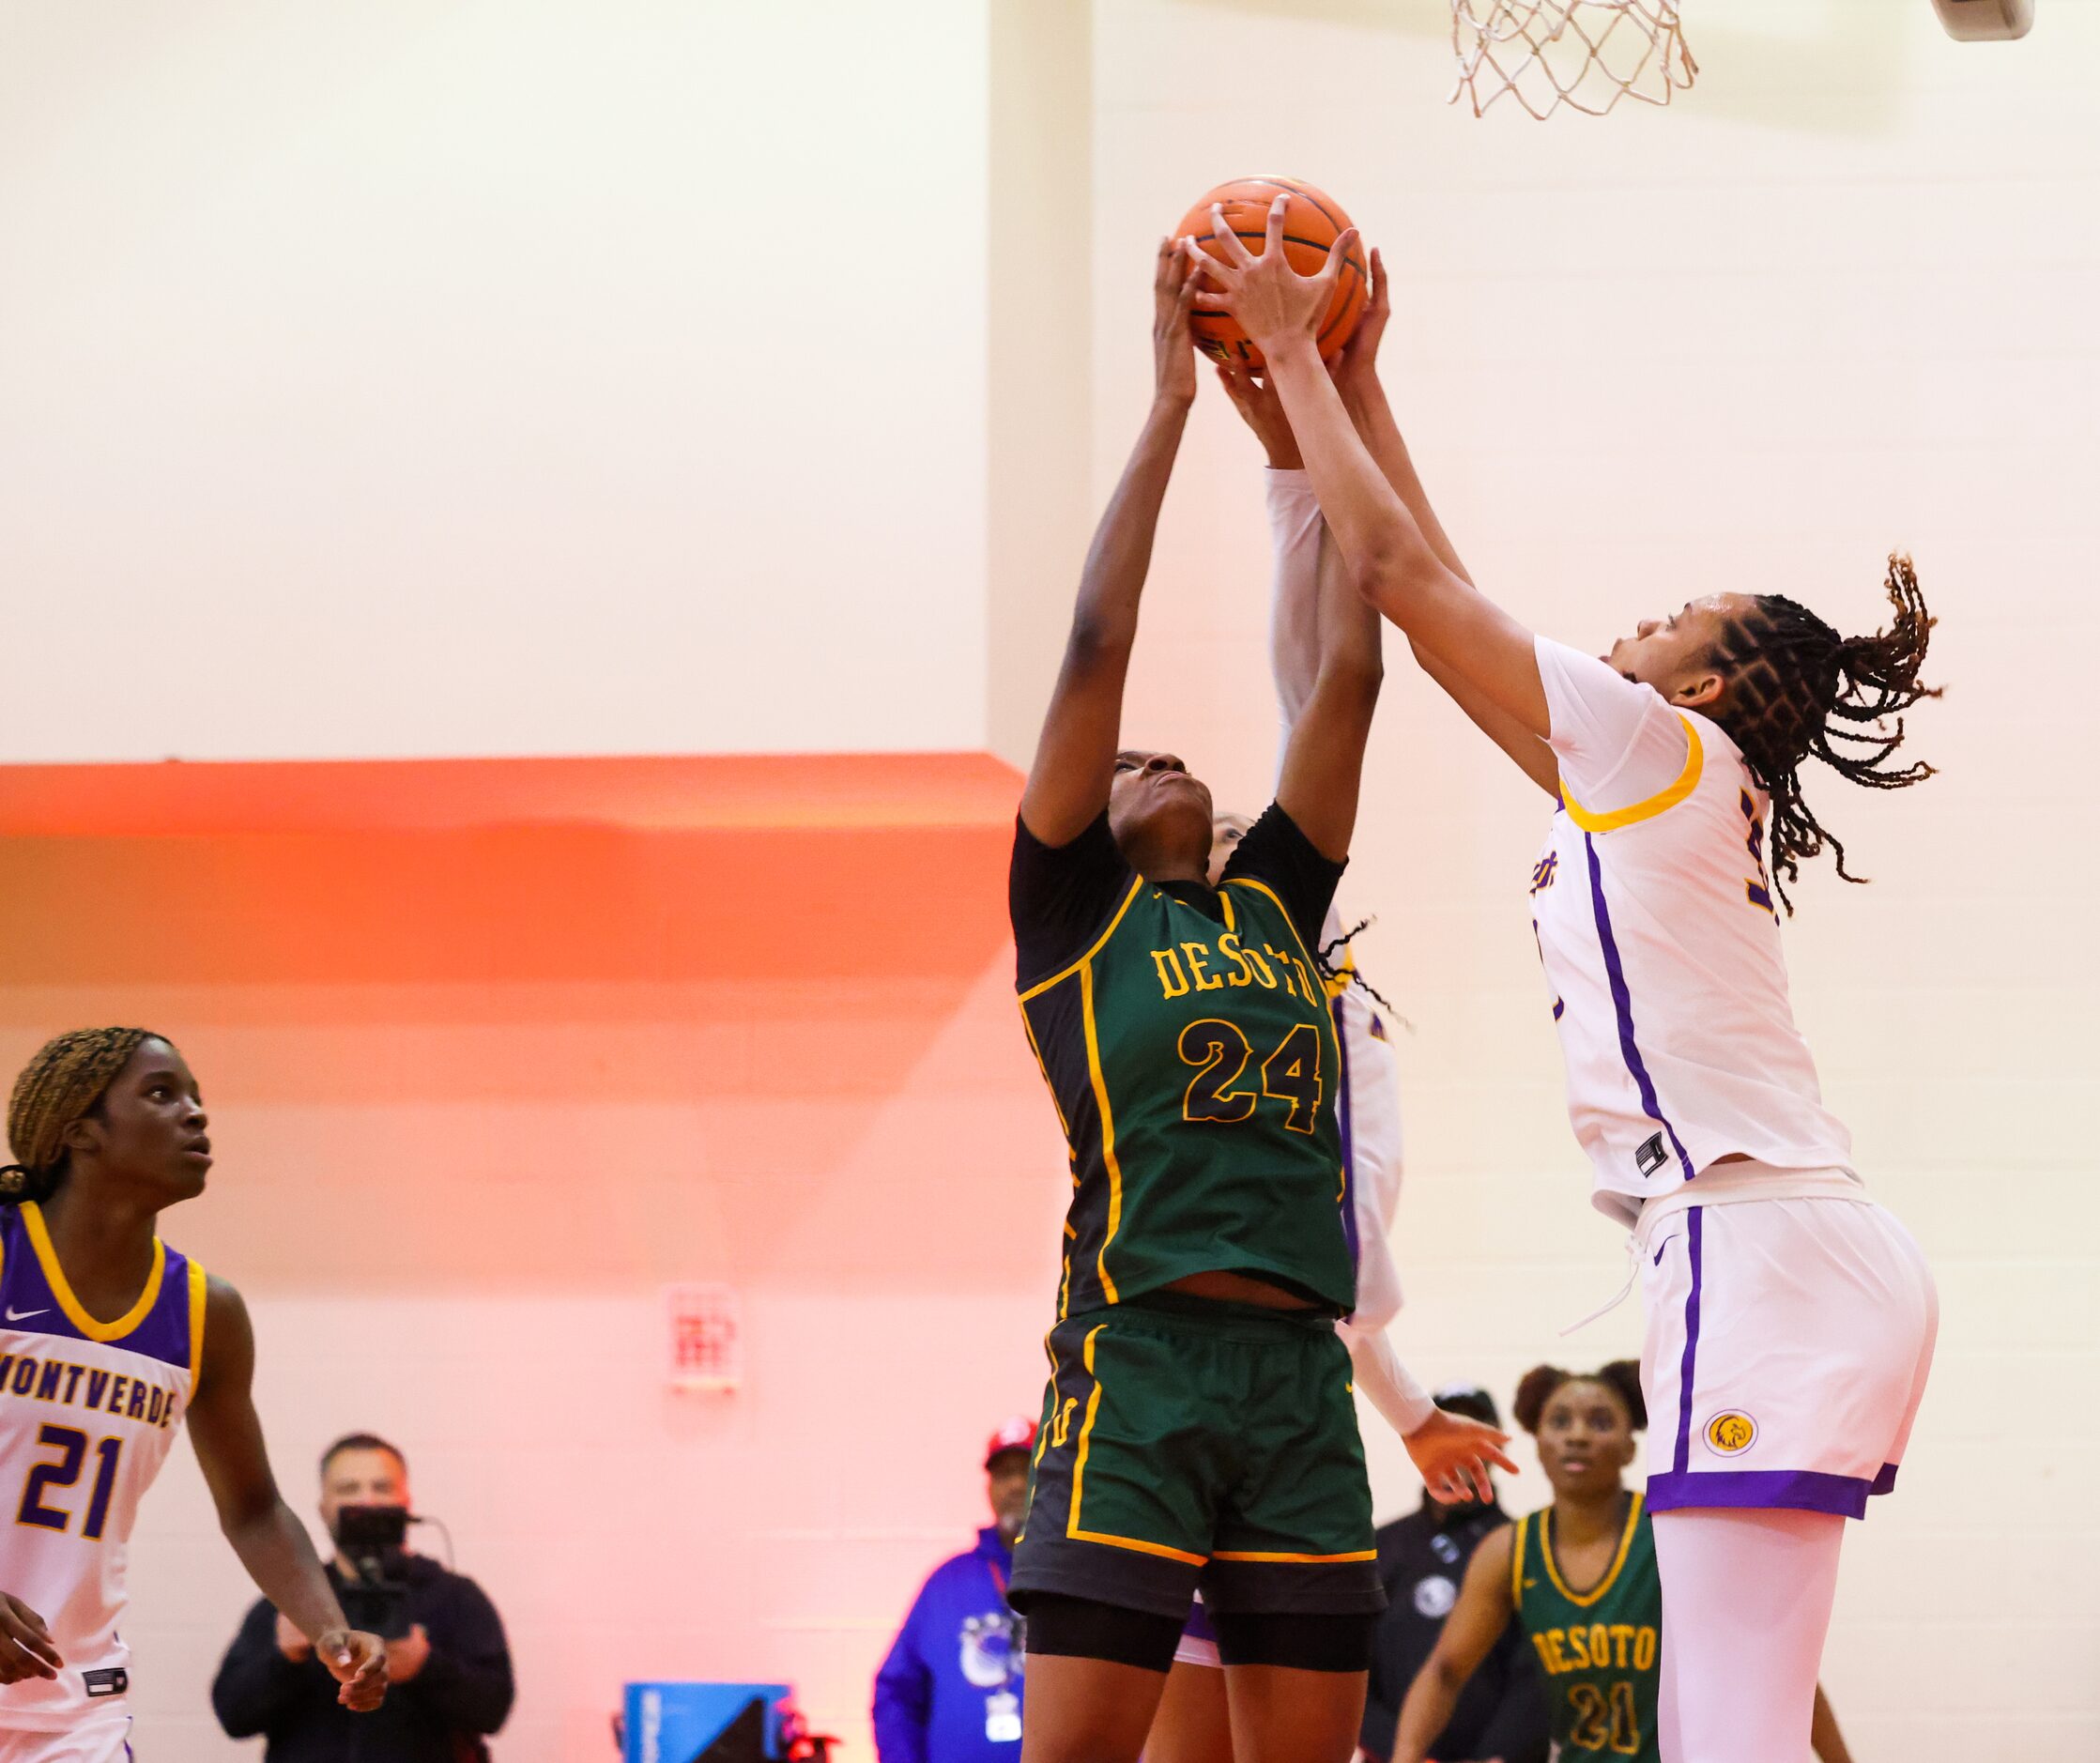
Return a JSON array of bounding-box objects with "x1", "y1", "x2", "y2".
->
[
  {"x1": 1092, "y1": 2, "x2": 2100, "y2": 1757},
  {"x1": 0, "y1": 1, "x2": 989, "y2": 762}
]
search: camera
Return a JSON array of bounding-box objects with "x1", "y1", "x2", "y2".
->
[{"x1": 332, "y1": 1503, "x2": 413, "y2": 1640}]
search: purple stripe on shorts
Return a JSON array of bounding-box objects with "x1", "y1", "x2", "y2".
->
[
  {"x1": 1647, "y1": 1467, "x2": 1875, "y2": 1521},
  {"x1": 1182, "y1": 1597, "x2": 1216, "y2": 1643},
  {"x1": 1671, "y1": 1208, "x2": 1705, "y2": 1476},
  {"x1": 1333, "y1": 996, "x2": 1361, "y2": 1276},
  {"x1": 1581, "y1": 833, "x2": 1694, "y2": 1182},
  {"x1": 1870, "y1": 1462, "x2": 1899, "y2": 1495}
]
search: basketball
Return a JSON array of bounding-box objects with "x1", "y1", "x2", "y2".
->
[{"x1": 1174, "y1": 176, "x2": 1369, "y2": 370}]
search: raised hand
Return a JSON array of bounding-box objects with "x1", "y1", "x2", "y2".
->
[
  {"x1": 1216, "y1": 363, "x2": 1301, "y2": 469},
  {"x1": 1404, "y1": 1407, "x2": 1521, "y2": 1505},
  {"x1": 1186, "y1": 196, "x2": 1359, "y2": 364},
  {"x1": 1153, "y1": 236, "x2": 1200, "y2": 409},
  {"x1": 1327, "y1": 245, "x2": 1392, "y2": 404},
  {"x1": 0, "y1": 1590, "x2": 61, "y2": 1684}
]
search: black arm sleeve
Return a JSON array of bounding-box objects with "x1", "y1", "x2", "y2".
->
[
  {"x1": 211, "y1": 1598, "x2": 322, "y2": 1739},
  {"x1": 1009, "y1": 811, "x2": 1136, "y2": 988},
  {"x1": 408, "y1": 1573, "x2": 516, "y2": 1736},
  {"x1": 1220, "y1": 802, "x2": 1345, "y2": 950}
]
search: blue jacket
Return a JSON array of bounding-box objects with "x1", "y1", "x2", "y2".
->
[{"x1": 872, "y1": 1528, "x2": 1021, "y2": 1763}]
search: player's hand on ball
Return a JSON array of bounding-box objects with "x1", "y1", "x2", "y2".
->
[
  {"x1": 1326, "y1": 247, "x2": 1392, "y2": 402},
  {"x1": 1403, "y1": 1408, "x2": 1520, "y2": 1504},
  {"x1": 319, "y1": 1627, "x2": 390, "y2": 1710},
  {"x1": 1153, "y1": 237, "x2": 1201, "y2": 408},
  {"x1": 1188, "y1": 196, "x2": 1359, "y2": 361},
  {"x1": 0, "y1": 1590, "x2": 61, "y2": 1683},
  {"x1": 1216, "y1": 364, "x2": 1301, "y2": 469}
]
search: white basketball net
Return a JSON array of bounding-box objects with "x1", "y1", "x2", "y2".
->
[{"x1": 1450, "y1": 0, "x2": 1697, "y2": 118}]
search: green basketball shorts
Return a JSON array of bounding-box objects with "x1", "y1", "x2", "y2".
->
[{"x1": 1010, "y1": 1293, "x2": 1382, "y2": 1619}]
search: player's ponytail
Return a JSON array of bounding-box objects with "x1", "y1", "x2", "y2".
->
[
  {"x1": 1708, "y1": 555, "x2": 1940, "y2": 912},
  {"x1": 1513, "y1": 1360, "x2": 1648, "y2": 1434},
  {"x1": 5, "y1": 1027, "x2": 157, "y2": 1203}
]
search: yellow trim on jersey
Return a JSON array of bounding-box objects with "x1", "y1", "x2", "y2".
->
[
  {"x1": 1068, "y1": 1322, "x2": 1206, "y2": 1566},
  {"x1": 1079, "y1": 963, "x2": 1124, "y2": 1304},
  {"x1": 1510, "y1": 1513, "x2": 1529, "y2": 1611},
  {"x1": 1219, "y1": 875, "x2": 1321, "y2": 969},
  {"x1": 188, "y1": 1258, "x2": 210, "y2": 1382},
  {"x1": 22, "y1": 1202, "x2": 166, "y2": 1342},
  {"x1": 1212, "y1": 1548, "x2": 1378, "y2": 1564},
  {"x1": 1018, "y1": 876, "x2": 1146, "y2": 1004},
  {"x1": 1538, "y1": 1491, "x2": 1644, "y2": 1609},
  {"x1": 1559, "y1": 717, "x2": 1703, "y2": 833}
]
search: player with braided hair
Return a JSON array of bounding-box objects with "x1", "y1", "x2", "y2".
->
[
  {"x1": 2, "y1": 1028, "x2": 388, "y2": 1757},
  {"x1": 1194, "y1": 206, "x2": 1939, "y2": 1763}
]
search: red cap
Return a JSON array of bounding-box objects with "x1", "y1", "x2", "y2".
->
[{"x1": 985, "y1": 1417, "x2": 1038, "y2": 1466}]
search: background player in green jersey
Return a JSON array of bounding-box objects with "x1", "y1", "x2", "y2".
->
[
  {"x1": 1390, "y1": 1363, "x2": 1857, "y2": 1763},
  {"x1": 1007, "y1": 241, "x2": 1513, "y2": 1763}
]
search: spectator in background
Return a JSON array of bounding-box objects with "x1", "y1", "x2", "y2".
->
[
  {"x1": 1361, "y1": 1387, "x2": 1549, "y2": 1763},
  {"x1": 873, "y1": 1418, "x2": 1034, "y2": 1763},
  {"x1": 212, "y1": 1432, "x2": 514, "y2": 1762}
]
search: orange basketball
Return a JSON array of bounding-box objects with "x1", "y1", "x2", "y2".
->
[{"x1": 1174, "y1": 176, "x2": 1368, "y2": 371}]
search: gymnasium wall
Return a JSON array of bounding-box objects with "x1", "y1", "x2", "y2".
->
[
  {"x1": 0, "y1": 753, "x2": 1064, "y2": 1759},
  {"x1": 1089, "y1": 2, "x2": 2099, "y2": 1758},
  {"x1": 0, "y1": 0, "x2": 990, "y2": 762}
]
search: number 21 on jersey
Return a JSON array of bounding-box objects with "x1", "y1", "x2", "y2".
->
[{"x1": 18, "y1": 1424, "x2": 125, "y2": 1540}]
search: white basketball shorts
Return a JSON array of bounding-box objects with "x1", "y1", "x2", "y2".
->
[
  {"x1": 0, "y1": 1715, "x2": 132, "y2": 1763},
  {"x1": 1635, "y1": 1163, "x2": 1937, "y2": 1518}
]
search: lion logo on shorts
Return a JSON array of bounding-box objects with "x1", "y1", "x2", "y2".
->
[{"x1": 1704, "y1": 1410, "x2": 1757, "y2": 1456}]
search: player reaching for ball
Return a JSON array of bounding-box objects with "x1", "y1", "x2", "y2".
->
[
  {"x1": 1148, "y1": 329, "x2": 1432, "y2": 1763},
  {"x1": 1006, "y1": 239, "x2": 1512, "y2": 1763},
  {"x1": 1188, "y1": 200, "x2": 1939, "y2": 1763},
  {"x1": 1, "y1": 1029, "x2": 388, "y2": 1760}
]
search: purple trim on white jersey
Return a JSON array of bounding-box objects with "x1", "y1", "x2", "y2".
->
[
  {"x1": 1580, "y1": 833, "x2": 1695, "y2": 1184},
  {"x1": 1647, "y1": 1466, "x2": 1878, "y2": 1521},
  {"x1": 1332, "y1": 995, "x2": 1361, "y2": 1277},
  {"x1": 1671, "y1": 1208, "x2": 1705, "y2": 1476}
]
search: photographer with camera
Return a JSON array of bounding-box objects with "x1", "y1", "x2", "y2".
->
[{"x1": 212, "y1": 1433, "x2": 515, "y2": 1760}]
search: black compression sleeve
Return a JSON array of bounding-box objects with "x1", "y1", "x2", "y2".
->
[
  {"x1": 1213, "y1": 1610, "x2": 1376, "y2": 1673},
  {"x1": 1022, "y1": 1594, "x2": 1183, "y2": 1673}
]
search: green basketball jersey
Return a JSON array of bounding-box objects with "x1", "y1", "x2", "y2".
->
[
  {"x1": 1510, "y1": 1494, "x2": 1662, "y2": 1763},
  {"x1": 1019, "y1": 866, "x2": 1353, "y2": 1319}
]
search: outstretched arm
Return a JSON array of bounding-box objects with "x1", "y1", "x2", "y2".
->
[
  {"x1": 1019, "y1": 241, "x2": 1200, "y2": 846},
  {"x1": 187, "y1": 1278, "x2": 388, "y2": 1713},
  {"x1": 1393, "y1": 1526, "x2": 1519, "y2": 1763},
  {"x1": 1270, "y1": 481, "x2": 1384, "y2": 861},
  {"x1": 1188, "y1": 203, "x2": 1550, "y2": 741}
]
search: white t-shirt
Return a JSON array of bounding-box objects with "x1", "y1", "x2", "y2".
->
[{"x1": 1530, "y1": 636, "x2": 1854, "y2": 1225}]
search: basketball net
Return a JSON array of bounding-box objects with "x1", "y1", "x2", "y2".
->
[{"x1": 1450, "y1": 0, "x2": 1697, "y2": 118}]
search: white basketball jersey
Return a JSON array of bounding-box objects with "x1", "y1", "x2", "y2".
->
[
  {"x1": 1529, "y1": 638, "x2": 1853, "y2": 1225},
  {"x1": 0, "y1": 1203, "x2": 203, "y2": 1731}
]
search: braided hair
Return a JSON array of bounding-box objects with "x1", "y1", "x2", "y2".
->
[
  {"x1": 1705, "y1": 556, "x2": 1939, "y2": 912},
  {"x1": 1512, "y1": 1359, "x2": 1648, "y2": 1435},
  {"x1": 1, "y1": 1027, "x2": 158, "y2": 1204}
]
